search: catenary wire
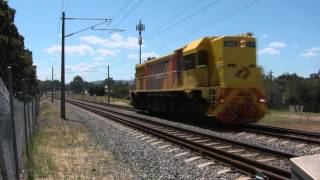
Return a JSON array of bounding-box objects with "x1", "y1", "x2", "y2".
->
[
  {"x1": 145, "y1": 0, "x2": 204, "y2": 39},
  {"x1": 114, "y1": 0, "x2": 144, "y2": 28},
  {"x1": 146, "y1": 0, "x2": 221, "y2": 41},
  {"x1": 151, "y1": 0, "x2": 258, "y2": 53}
]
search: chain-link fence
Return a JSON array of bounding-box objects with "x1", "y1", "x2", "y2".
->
[{"x1": 0, "y1": 77, "x2": 39, "y2": 179}]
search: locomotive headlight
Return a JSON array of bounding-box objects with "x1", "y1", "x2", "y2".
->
[
  {"x1": 240, "y1": 39, "x2": 246, "y2": 48},
  {"x1": 259, "y1": 98, "x2": 267, "y2": 103}
]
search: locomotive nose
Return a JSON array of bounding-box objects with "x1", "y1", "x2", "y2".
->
[{"x1": 217, "y1": 95, "x2": 266, "y2": 124}]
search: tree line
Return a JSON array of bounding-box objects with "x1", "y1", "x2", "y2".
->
[
  {"x1": 66, "y1": 75, "x2": 130, "y2": 99},
  {"x1": 264, "y1": 72, "x2": 320, "y2": 112},
  {"x1": 0, "y1": 1, "x2": 38, "y2": 100},
  {"x1": 38, "y1": 71, "x2": 320, "y2": 113}
]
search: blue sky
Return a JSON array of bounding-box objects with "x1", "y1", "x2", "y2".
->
[{"x1": 8, "y1": 0, "x2": 320, "y2": 82}]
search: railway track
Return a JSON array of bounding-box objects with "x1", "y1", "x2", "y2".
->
[
  {"x1": 67, "y1": 98, "x2": 295, "y2": 179},
  {"x1": 241, "y1": 124, "x2": 320, "y2": 145},
  {"x1": 69, "y1": 97, "x2": 320, "y2": 146}
]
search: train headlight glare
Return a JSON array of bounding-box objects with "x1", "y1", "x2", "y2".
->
[{"x1": 259, "y1": 98, "x2": 266, "y2": 103}]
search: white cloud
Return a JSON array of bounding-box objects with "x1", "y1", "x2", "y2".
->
[
  {"x1": 65, "y1": 61, "x2": 109, "y2": 75},
  {"x1": 258, "y1": 48, "x2": 280, "y2": 55},
  {"x1": 301, "y1": 51, "x2": 317, "y2": 58},
  {"x1": 97, "y1": 48, "x2": 116, "y2": 57},
  {"x1": 66, "y1": 62, "x2": 91, "y2": 73},
  {"x1": 306, "y1": 47, "x2": 320, "y2": 52},
  {"x1": 269, "y1": 41, "x2": 286, "y2": 48},
  {"x1": 80, "y1": 36, "x2": 106, "y2": 45},
  {"x1": 301, "y1": 47, "x2": 320, "y2": 58},
  {"x1": 45, "y1": 44, "x2": 94, "y2": 56},
  {"x1": 93, "y1": 57, "x2": 104, "y2": 61},
  {"x1": 80, "y1": 33, "x2": 139, "y2": 49},
  {"x1": 45, "y1": 45, "x2": 60, "y2": 54},
  {"x1": 128, "y1": 54, "x2": 138, "y2": 59},
  {"x1": 128, "y1": 52, "x2": 158, "y2": 60},
  {"x1": 259, "y1": 41, "x2": 286, "y2": 56},
  {"x1": 262, "y1": 34, "x2": 268, "y2": 38}
]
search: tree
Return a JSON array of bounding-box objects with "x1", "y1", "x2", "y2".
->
[
  {"x1": 0, "y1": 1, "x2": 38, "y2": 98},
  {"x1": 263, "y1": 72, "x2": 320, "y2": 112},
  {"x1": 69, "y1": 76, "x2": 85, "y2": 94},
  {"x1": 102, "y1": 78, "x2": 129, "y2": 98},
  {"x1": 87, "y1": 85, "x2": 105, "y2": 96}
]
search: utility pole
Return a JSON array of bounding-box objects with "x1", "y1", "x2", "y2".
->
[
  {"x1": 107, "y1": 65, "x2": 110, "y2": 104},
  {"x1": 269, "y1": 69, "x2": 273, "y2": 80},
  {"x1": 45, "y1": 77, "x2": 48, "y2": 99},
  {"x1": 136, "y1": 19, "x2": 145, "y2": 64},
  {"x1": 52, "y1": 66, "x2": 54, "y2": 103},
  {"x1": 61, "y1": 12, "x2": 66, "y2": 119},
  {"x1": 59, "y1": 12, "x2": 122, "y2": 117}
]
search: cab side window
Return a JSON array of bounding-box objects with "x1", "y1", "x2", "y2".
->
[
  {"x1": 197, "y1": 50, "x2": 207, "y2": 66},
  {"x1": 183, "y1": 54, "x2": 196, "y2": 70}
]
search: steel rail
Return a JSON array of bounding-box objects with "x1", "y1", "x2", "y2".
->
[
  {"x1": 67, "y1": 98, "x2": 297, "y2": 159},
  {"x1": 70, "y1": 97, "x2": 320, "y2": 145},
  {"x1": 69, "y1": 97, "x2": 135, "y2": 111},
  {"x1": 68, "y1": 99, "x2": 291, "y2": 179},
  {"x1": 240, "y1": 124, "x2": 320, "y2": 145}
]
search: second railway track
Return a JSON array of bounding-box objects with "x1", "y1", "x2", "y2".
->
[{"x1": 69, "y1": 97, "x2": 320, "y2": 146}]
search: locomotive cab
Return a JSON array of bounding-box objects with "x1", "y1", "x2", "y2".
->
[
  {"x1": 207, "y1": 34, "x2": 267, "y2": 123},
  {"x1": 211, "y1": 36, "x2": 263, "y2": 88}
]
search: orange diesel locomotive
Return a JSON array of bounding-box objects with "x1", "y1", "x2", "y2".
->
[{"x1": 131, "y1": 33, "x2": 267, "y2": 124}]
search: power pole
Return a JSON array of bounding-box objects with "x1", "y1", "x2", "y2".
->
[
  {"x1": 45, "y1": 77, "x2": 48, "y2": 99},
  {"x1": 107, "y1": 65, "x2": 110, "y2": 104},
  {"x1": 136, "y1": 19, "x2": 145, "y2": 64},
  {"x1": 52, "y1": 66, "x2": 54, "y2": 103},
  {"x1": 269, "y1": 69, "x2": 273, "y2": 80},
  {"x1": 59, "y1": 12, "x2": 122, "y2": 116},
  {"x1": 61, "y1": 12, "x2": 66, "y2": 119}
]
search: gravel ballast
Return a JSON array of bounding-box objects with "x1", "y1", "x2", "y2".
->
[
  {"x1": 104, "y1": 106, "x2": 320, "y2": 157},
  {"x1": 66, "y1": 103, "x2": 250, "y2": 180}
]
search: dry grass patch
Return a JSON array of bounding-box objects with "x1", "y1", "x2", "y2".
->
[
  {"x1": 258, "y1": 111, "x2": 320, "y2": 132},
  {"x1": 30, "y1": 102, "x2": 135, "y2": 179}
]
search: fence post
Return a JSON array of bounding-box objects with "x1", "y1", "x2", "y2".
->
[
  {"x1": 32, "y1": 100, "x2": 35, "y2": 134},
  {"x1": 27, "y1": 103, "x2": 31, "y2": 142},
  {"x1": 8, "y1": 67, "x2": 20, "y2": 179},
  {"x1": 23, "y1": 102, "x2": 29, "y2": 160}
]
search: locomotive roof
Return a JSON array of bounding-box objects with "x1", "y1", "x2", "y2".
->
[{"x1": 135, "y1": 34, "x2": 255, "y2": 68}]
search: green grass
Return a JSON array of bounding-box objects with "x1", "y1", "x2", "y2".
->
[
  {"x1": 28, "y1": 129, "x2": 58, "y2": 179},
  {"x1": 28, "y1": 105, "x2": 59, "y2": 179},
  {"x1": 40, "y1": 105, "x2": 60, "y2": 121},
  {"x1": 70, "y1": 94, "x2": 131, "y2": 106}
]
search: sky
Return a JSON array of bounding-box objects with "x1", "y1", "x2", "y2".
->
[{"x1": 8, "y1": 0, "x2": 320, "y2": 82}]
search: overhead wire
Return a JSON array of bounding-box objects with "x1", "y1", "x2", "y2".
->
[
  {"x1": 52, "y1": 0, "x2": 65, "y2": 72},
  {"x1": 145, "y1": 0, "x2": 203, "y2": 39},
  {"x1": 97, "y1": 0, "x2": 135, "y2": 37},
  {"x1": 113, "y1": 0, "x2": 133, "y2": 20},
  {"x1": 151, "y1": 0, "x2": 258, "y2": 53},
  {"x1": 146, "y1": 0, "x2": 221, "y2": 41},
  {"x1": 65, "y1": 20, "x2": 109, "y2": 37},
  {"x1": 114, "y1": 0, "x2": 144, "y2": 28}
]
